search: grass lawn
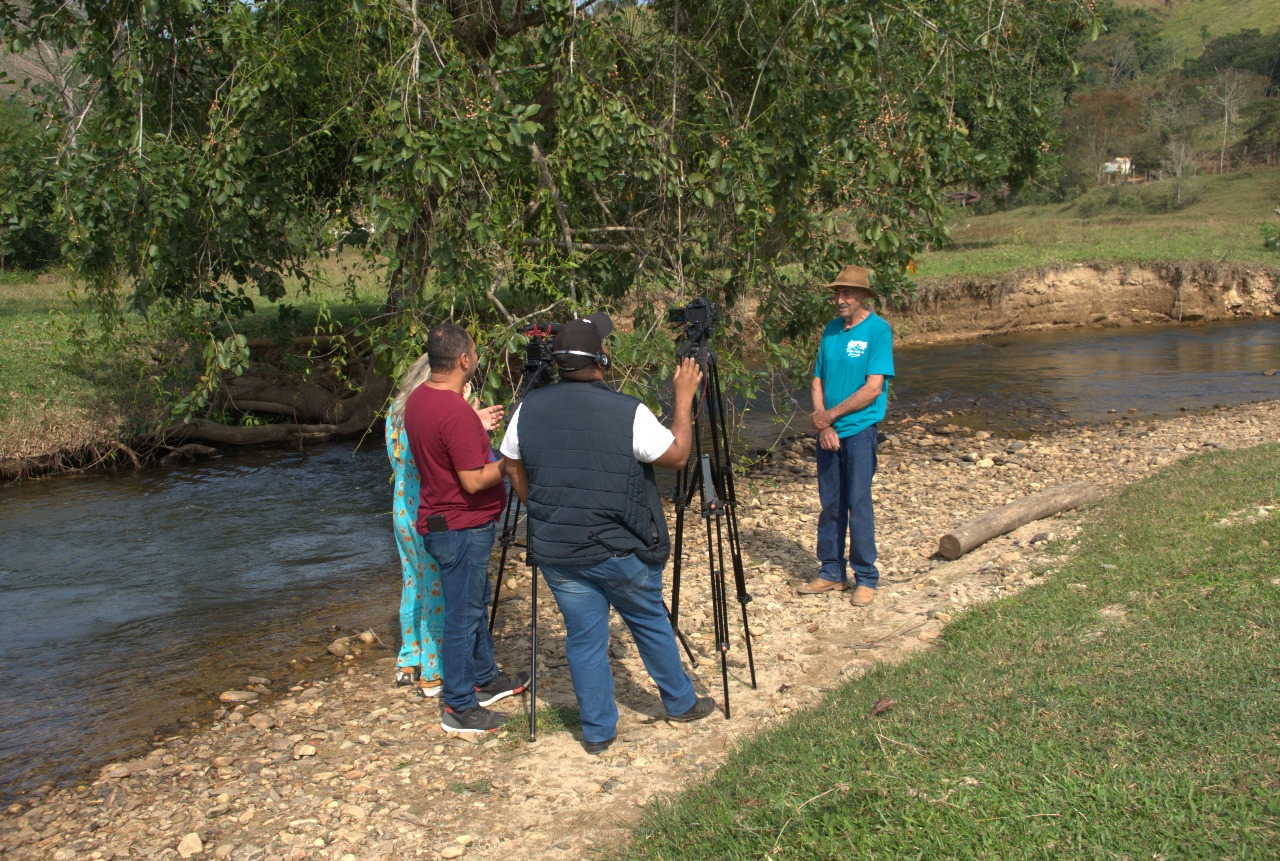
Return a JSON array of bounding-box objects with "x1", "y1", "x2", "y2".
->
[
  {"x1": 0, "y1": 252, "x2": 386, "y2": 463},
  {"x1": 619, "y1": 444, "x2": 1280, "y2": 859},
  {"x1": 917, "y1": 168, "x2": 1280, "y2": 280},
  {"x1": 0, "y1": 269, "x2": 119, "y2": 460}
]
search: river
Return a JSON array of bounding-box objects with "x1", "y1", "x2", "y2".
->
[{"x1": 1, "y1": 317, "x2": 1277, "y2": 801}]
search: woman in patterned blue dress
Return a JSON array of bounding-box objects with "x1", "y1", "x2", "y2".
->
[
  {"x1": 387, "y1": 354, "x2": 446, "y2": 698},
  {"x1": 387, "y1": 356, "x2": 505, "y2": 699}
]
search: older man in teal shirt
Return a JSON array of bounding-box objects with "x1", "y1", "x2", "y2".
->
[{"x1": 799, "y1": 265, "x2": 895, "y2": 606}]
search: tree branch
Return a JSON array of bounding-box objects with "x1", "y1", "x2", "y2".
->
[{"x1": 486, "y1": 264, "x2": 513, "y2": 324}]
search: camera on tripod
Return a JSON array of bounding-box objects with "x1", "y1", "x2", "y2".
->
[
  {"x1": 669, "y1": 297, "x2": 722, "y2": 359},
  {"x1": 667, "y1": 297, "x2": 722, "y2": 329},
  {"x1": 517, "y1": 321, "x2": 561, "y2": 391},
  {"x1": 664, "y1": 295, "x2": 757, "y2": 715}
]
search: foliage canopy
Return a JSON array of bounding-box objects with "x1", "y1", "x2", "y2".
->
[{"x1": 0, "y1": 0, "x2": 1097, "y2": 427}]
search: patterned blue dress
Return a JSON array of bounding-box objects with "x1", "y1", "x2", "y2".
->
[{"x1": 386, "y1": 406, "x2": 444, "y2": 683}]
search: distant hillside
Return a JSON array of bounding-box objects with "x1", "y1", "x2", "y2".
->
[
  {"x1": 0, "y1": 43, "x2": 62, "y2": 103},
  {"x1": 1118, "y1": 0, "x2": 1280, "y2": 61}
]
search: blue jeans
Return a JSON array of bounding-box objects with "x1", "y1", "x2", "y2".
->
[
  {"x1": 540, "y1": 555, "x2": 697, "y2": 744},
  {"x1": 422, "y1": 522, "x2": 500, "y2": 711},
  {"x1": 816, "y1": 425, "x2": 880, "y2": 589}
]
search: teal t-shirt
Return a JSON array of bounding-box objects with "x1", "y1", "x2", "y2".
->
[{"x1": 813, "y1": 313, "x2": 895, "y2": 439}]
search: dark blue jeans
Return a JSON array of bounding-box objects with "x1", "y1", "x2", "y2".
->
[
  {"x1": 422, "y1": 522, "x2": 500, "y2": 711},
  {"x1": 815, "y1": 425, "x2": 880, "y2": 589},
  {"x1": 540, "y1": 555, "x2": 697, "y2": 745}
]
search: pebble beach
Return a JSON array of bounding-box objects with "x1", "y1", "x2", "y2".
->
[{"x1": 4, "y1": 398, "x2": 1279, "y2": 861}]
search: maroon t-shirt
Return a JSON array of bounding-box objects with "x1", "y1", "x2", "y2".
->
[{"x1": 402, "y1": 385, "x2": 505, "y2": 533}]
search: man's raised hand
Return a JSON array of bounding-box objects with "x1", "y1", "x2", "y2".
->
[{"x1": 672, "y1": 356, "x2": 704, "y2": 404}]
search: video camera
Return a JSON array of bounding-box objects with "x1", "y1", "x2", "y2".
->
[
  {"x1": 668, "y1": 297, "x2": 722, "y2": 329},
  {"x1": 517, "y1": 321, "x2": 562, "y2": 393},
  {"x1": 669, "y1": 297, "x2": 723, "y2": 361}
]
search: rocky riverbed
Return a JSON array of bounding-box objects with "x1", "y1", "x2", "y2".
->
[{"x1": 4, "y1": 399, "x2": 1280, "y2": 861}]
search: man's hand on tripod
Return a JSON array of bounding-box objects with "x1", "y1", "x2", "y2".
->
[{"x1": 672, "y1": 356, "x2": 704, "y2": 406}]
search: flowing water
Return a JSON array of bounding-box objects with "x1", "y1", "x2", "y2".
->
[
  {"x1": 0, "y1": 445, "x2": 402, "y2": 802},
  {"x1": 891, "y1": 318, "x2": 1280, "y2": 433},
  {"x1": 1, "y1": 318, "x2": 1277, "y2": 801}
]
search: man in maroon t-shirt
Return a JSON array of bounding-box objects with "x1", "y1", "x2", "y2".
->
[{"x1": 403, "y1": 323, "x2": 529, "y2": 733}]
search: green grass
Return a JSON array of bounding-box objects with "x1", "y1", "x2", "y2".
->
[
  {"x1": 508, "y1": 702, "x2": 582, "y2": 741},
  {"x1": 227, "y1": 250, "x2": 387, "y2": 342},
  {"x1": 1125, "y1": 0, "x2": 1280, "y2": 61},
  {"x1": 0, "y1": 252, "x2": 387, "y2": 463},
  {"x1": 618, "y1": 445, "x2": 1280, "y2": 860},
  {"x1": 0, "y1": 269, "x2": 119, "y2": 459},
  {"x1": 917, "y1": 169, "x2": 1280, "y2": 280}
]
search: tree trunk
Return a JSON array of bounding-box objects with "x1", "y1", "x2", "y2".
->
[
  {"x1": 936, "y1": 482, "x2": 1104, "y2": 560},
  {"x1": 385, "y1": 196, "x2": 438, "y2": 315},
  {"x1": 166, "y1": 362, "x2": 393, "y2": 448}
]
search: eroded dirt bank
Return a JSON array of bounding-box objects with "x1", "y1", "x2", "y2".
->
[
  {"x1": 894, "y1": 262, "x2": 1280, "y2": 345},
  {"x1": 4, "y1": 399, "x2": 1278, "y2": 861}
]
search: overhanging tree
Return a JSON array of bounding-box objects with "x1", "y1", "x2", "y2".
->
[{"x1": 0, "y1": 0, "x2": 1097, "y2": 447}]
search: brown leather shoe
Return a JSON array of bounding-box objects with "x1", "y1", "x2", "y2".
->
[
  {"x1": 797, "y1": 577, "x2": 847, "y2": 594},
  {"x1": 850, "y1": 585, "x2": 876, "y2": 606}
]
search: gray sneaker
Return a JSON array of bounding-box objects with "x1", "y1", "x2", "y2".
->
[
  {"x1": 475, "y1": 671, "x2": 530, "y2": 707},
  {"x1": 441, "y1": 705, "x2": 508, "y2": 734},
  {"x1": 666, "y1": 695, "x2": 717, "y2": 723}
]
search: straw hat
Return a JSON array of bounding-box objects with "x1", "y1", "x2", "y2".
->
[{"x1": 823, "y1": 264, "x2": 879, "y2": 300}]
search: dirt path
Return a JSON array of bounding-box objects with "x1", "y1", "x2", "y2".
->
[{"x1": 4, "y1": 400, "x2": 1279, "y2": 861}]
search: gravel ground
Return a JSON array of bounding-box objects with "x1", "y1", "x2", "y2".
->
[{"x1": 4, "y1": 399, "x2": 1279, "y2": 861}]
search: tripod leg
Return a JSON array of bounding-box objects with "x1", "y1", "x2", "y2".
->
[
  {"x1": 707, "y1": 514, "x2": 732, "y2": 718},
  {"x1": 732, "y1": 569, "x2": 757, "y2": 689},
  {"x1": 693, "y1": 349, "x2": 757, "y2": 714},
  {"x1": 716, "y1": 481, "x2": 752, "y2": 690},
  {"x1": 529, "y1": 561, "x2": 538, "y2": 741},
  {"x1": 671, "y1": 473, "x2": 685, "y2": 630},
  {"x1": 665, "y1": 600, "x2": 698, "y2": 667},
  {"x1": 489, "y1": 491, "x2": 522, "y2": 634},
  {"x1": 668, "y1": 459, "x2": 699, "y2": 666}
]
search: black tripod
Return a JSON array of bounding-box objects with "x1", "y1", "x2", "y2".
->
[
  {"x1": 487, "y1": 325, "x2": 559, "y2": 740},
  {"x1": 669, "y1": 339, "x2": 757, "y2": 718}
]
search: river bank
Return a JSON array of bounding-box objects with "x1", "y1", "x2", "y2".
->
[
  {"x1": 3, "y1": 397, "x2": 1278, "y2": 861},
  {"x1": 898, "y1": 260, "x2": 1280, "y2": 343},
  {"x1": 3, "y1": 260, "x2": 1276, "y2": 481}
]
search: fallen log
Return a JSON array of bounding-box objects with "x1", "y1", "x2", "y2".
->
[
  {"x1": 936, "y1": 482, "x2": 1104, "y2": 560},
  {"x1": 159, "y1": 443, "x2": 221, "y2": 466},
  {"x1": 164, "y1": 363, "x2": 393, "y2": 448}
]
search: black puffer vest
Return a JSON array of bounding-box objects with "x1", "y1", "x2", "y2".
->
[{"x1": 517, "y1": 381, "x2": 670, "y2": 566}]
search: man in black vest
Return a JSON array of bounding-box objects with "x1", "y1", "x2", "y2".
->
[{"x1": 499, "y1": 312, "x2": 716, "y2": 754}]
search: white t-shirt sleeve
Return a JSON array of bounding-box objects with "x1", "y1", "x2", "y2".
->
[
  {"x1": 498, "y1": 404, "x2": 522, "y2": 459},
  {"x1": 502, "y1": 401, "x2": 672, "y2": 463},
  {"x1": 633, "y1": 404, "x2": 675, "y2": 463}
]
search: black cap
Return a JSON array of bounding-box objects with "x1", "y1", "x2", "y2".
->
[{"x1": 552, "y1": 312, "x2": 614, "y2": 370}]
